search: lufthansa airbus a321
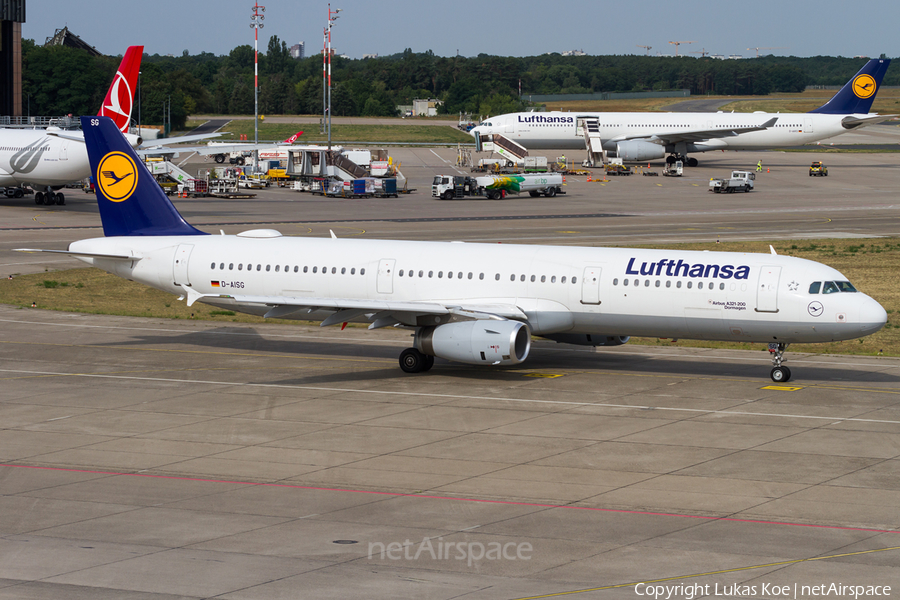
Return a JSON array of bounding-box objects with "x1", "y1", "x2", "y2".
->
[
  {"x1": 471, "y1": 58, "x2": 893, "y2": 167},
  {"x1": 17, "y1": 117, "x2": 887, "y2": 382}
]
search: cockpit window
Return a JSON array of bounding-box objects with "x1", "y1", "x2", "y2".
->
[
  {"x1": 822, "y1": 281, "x2": 839, "y2": 294},
  {"x1": 809, "y1": 282, "x2": 821, "y2": 294},
  {"x1": 836, "y1": 281, "x2": 857, "y2": 293}
]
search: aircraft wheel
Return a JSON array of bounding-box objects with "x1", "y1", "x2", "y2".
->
[
  {"x1": 55, "y1": 192, "x2": 66, "y2": 205},
  {"x1": 770, "y1": 366, "x2": 791, "y2": 383},
  {"x1": 215, "y1": 154, "x2": 225, "y2": 164},
  {"x1": 35, "y1": 192, "x2": 44, "y2": 205},
  {"x1": 545, "y1": 187, "x2": 557, "y2": 197},
  {"x1": 687, "y1": 157, "x2": 699, "y2": 167},
  {"x1": 236, "y1": 157, "x2": 245, "y2": 166},
  {"x1": 399, "y1": 348, "x2": 426, "y2": 373},
  {"x1": 421, "y1": 354, "x2": 435, "y2": 372}
]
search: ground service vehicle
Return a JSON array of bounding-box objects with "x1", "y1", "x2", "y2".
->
[
  {"x1": 433, "y1": 173, "x2": 564, "y2": 200},
  {"x1": 709, "y1": 171, "x2": 755, "y2": 193},
  {"x1": 809, "y1": 161, "x2": 828, "y2": 176}
]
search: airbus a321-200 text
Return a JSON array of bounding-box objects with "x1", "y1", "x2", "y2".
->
[
  {"x1": 471, "y1": 58, "x2": 892, "y2": 166},
  {"x1": 18, "y1": 116, "x2": 887, "y2": 382}
]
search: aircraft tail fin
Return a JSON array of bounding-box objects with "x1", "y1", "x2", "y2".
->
[
  {"x1": 81, "y1": 116, "x2": 206, "y2": 237},
  {"x1": 97, "y1": 46, "x2": 143, "y2": 133},
  {"x1": 284, "y1": 131, "x2": 303, "y2": 143},
  {"x1": 809, "y1": 58, "x2": 891, "y2": 115}
]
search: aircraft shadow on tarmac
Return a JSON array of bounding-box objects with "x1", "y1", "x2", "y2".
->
[{"x1": 95, "y1": 326, "x2": 899, "y2": 386}]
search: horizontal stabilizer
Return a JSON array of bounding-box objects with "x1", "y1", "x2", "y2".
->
[
  {"x1": 841, "y1": 114, "x2": 898, "y2": 129},
  {"x1": 14, "y1": 248, "x2": 141, "y2": 261}
]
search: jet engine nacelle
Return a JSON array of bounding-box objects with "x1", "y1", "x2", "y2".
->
[
  {"x1": 615, "y1": 140, "x2": 666, "y2": 162},
  {"x1": 541, "y1": 333, "x2": 631, "y2": 347},
  {"x1": 124, "y1": 133, "x2": 143, "y2": 148},
  {"x1": 416, "y1": 320, "x2": 530, "y2": 366}
]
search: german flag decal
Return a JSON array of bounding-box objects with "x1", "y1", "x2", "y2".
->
[{"x1": 211, "y1": 281, "x2": 221, "y2": 287}]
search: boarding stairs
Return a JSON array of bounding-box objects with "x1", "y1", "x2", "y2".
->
[
  {"x1": 476, "y1": 133, "x2": 528, "y2": 166},
  {"x1": 579, "y1": 118, "x2": 607, "y2": 168},
  {"x1": 145, "y1": 159, "x2": 195, "y2": 186}
]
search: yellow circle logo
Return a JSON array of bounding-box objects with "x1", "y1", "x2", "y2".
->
[
  {"x1": 852, "y1": 74, "x2": 877, "y2": 99},
  {"x1": 97, "y1": 151, "x2": 138, "y2": 202}
]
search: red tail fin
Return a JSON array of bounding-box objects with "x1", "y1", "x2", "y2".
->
[
  {"x1": 97, "y1": 46, "x2": 143, "y2": 133},
  {"x1": 283, "y1": 131, "x2": 303, "y2": 143}
]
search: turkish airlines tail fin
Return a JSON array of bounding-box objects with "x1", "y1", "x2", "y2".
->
[
  {"x1": 283, "y1": 131, "x2": 303, "y2": 143},
  {"x1": 97, "y1": 46, "x2": 143, "y2": 133},
  {"x1": 809, "y1": 58, "x2": 891, "y2": 115},
  {"x1": 81, "y1": 116, "x2": 206, "y2": 237}
]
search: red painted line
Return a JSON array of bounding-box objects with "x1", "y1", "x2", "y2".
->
[{"x1": 2, "y1": 463, "x2": 897, "y2": 534}]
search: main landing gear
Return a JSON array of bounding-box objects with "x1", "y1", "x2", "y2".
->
[
  {"x1": 34, "y1": 191, "x2": 65, "y2": 205},
  {"x1": 667, "y1": 154, "x2": 698, "y2": 167},
  {"x1": 768, "y1": 342, "x2": 792, "y2": 382},
  {"x1": 399, "y1": 348, "x2": 435, "y2": 373}
]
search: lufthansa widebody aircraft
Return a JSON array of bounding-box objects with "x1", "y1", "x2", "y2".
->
[
  {"x1": 471, "y1": 58, "x2": 892, "y2": 166},
  {"x1": 18, "y1": 116, "x2": 887, "y2": 382}
]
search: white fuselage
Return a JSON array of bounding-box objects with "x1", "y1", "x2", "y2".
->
[
  {"x1": 472, "y1": 111, "x2": 864, "y2": 151},
  {"x1": 0, "y1": 128, "x2": 89, "y2": 188},
  {"x1": 69, "y1": 234, "x2": 886, "y2": 345}
]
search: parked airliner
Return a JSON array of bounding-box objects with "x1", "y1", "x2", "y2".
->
[
  {"x1": 471, "y1": 58, "x2": 892, "y2": 166},
  {"x1": 17, "y1": 116, "x2": 887, "y2": 382}
]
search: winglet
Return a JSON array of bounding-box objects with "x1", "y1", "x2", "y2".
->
[
  {"x1": 770, "y1": 245, "x2": 777, "y2": 256},
  {"x1": 330, "y1": 230, "x2": 337, "y2": 239}
]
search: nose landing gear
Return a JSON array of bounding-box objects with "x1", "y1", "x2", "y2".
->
[{"x1": 768, "y1": 342, "x2": 792, "y2": 382}]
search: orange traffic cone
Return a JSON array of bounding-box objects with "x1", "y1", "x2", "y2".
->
[{"x1": 767, "y1": 167, "x2": 770, "y2": 173}]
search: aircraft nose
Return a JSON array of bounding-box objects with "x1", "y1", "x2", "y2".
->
[{"x1": 859, "y1": 296, "x2": 888, "y2": 334}]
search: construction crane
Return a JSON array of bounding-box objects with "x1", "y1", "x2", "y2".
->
[
  {"x1": 690, "y1": 48, "x2": 710, "y2": 57},
  {"x1": 747, "y1": 46, "x2": 788, "y2": 58},
  {"x1": 668, "y1": 41, "x2": 696, "y2": 56},
  {"x1": 636, "y1": 45, "x2": 651, "y2": 56}
]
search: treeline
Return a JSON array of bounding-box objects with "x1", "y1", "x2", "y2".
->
[{"x1": 20, "y1": 38, "x2": 898, "y2": 129}]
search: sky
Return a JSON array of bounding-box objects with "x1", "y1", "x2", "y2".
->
[{"x1": 22, "y1": 0, "x2": 900, "y2": 60}]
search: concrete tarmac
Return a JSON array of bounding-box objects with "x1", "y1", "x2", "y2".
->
[{"x1": 0, "y1": 145, "x2": 899, "y2": 598}]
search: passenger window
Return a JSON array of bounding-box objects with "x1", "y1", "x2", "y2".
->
[
  {"x1": 275, "y1": 265, "x2": 280, "y2": 272},
  {"x1": 676, "y1": 281, "x2": 681, "y2": 288},
  {"x1": 520, "y1": 275, "x2": 526, "y2": 282},
  {"x1": 238, "y1": 264, "x2": 243, "y2": 271},
  {"x1": 210, "y1": 262, "x2": 216, "y2": 269},
  {"x1": 823, "y1": 281, "x2": 839, "y2": 294},
  {"x1": 429, "y1": 271, "x2": 434, "y2": 278},
  {"x1": 256, "y1": 264, "x2": 262, "y2": 271},
  {"x1": 666, "y1": 281, "x2": 671, "y2": 288},
  {"x1": 361, "y1": 268, "x2": 366, "y2": 275},
  {"x1": 220, "y1": 263, "x2": 225, "y2": 270},
  {"x1": 494, "y1": 273, "x2": 499, "y2": 280},
  {"x1": 399, "y1": 269, "x2": 404, "y2": 277},
  {"x1": 541, "y1": 275, "x2": 546, "y2": 283},
  {"x1": 447, "y1": 271, "x2": 452, "y2": 279},
  {"x1": 419, "y1": 270, "x2": 423, "y2": 277},
  {"x1": 313, "y1": 267, "x2": 318, "y2": 273},
  {"x1": 294, "y1": 266, "x2": 299, "y2": 273},
  {"x1": 719, "y1": 283, "x2": 724, "y2": 290},
  {"x1": 351, "y1": 268, "x2": 356, "y2": 275},
  {"x1": 229, "y1": 263, "x2": 234, "y2": 270},
  {"x1": 561, "y1": 276, "x2": 567, "y2": 283},
  {"x1": 551, "y1": 276, "x2": 556, "y2": 283},
  {"x1": 809, "y1": 282, "x2": 821, "y2": 294},
  {"x1": 341, "y1": 267, "x2": 346, "y2": 274},
  {"x1": 655, "y1": 280, "x2": 660, "y2": 287},
  {"x1": 304, "y1": 266, "x2": 308, "y2": 273},
  {"x1": 687, "y1": 281, "x2": 692, "y2": 289},
  {"x1": 572, "y1": 277, "x2": 577, "y2": 284},
  {"x1": 332, "y1": 267, "x2": 336, "y2": 274},
  {"x1": 266, "y1": 265, "x2": 271, "y2": 272},
  {"x1": 438, "y1": 271, "x2": 443, "y2": 278},
  {"x1": 644, "y1": 280, "x2": 650, "y2": 287},
  {"x1": 470, "y1": 273, "x2": 475, "y2": 280},
  {"x1": 697, "y1": 281, "x2": 702, "y2": 289},
  {"x1": 624, "y1": 279, "x2": 629, "y2": 287},
  {"x1": 458, "y1": 272, "x2": 463, "y2": 279},
  {"x1": 613, "y1": 278, "x2": 618, "y2": 285},
  {"x1": 531, "y1": 275, "x2": 536, "y2": 282}
]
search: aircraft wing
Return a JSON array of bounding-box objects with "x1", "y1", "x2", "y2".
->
[
  {"x1": 610, "y1": 117, "x2": 778, "y2": 145},
  {"x1": 142, "y1": 132, "x2": 226, "y2": 146},
  {"x1": 840, "y1": 114, "x2": 898, "y2": 129},
  {"x1": 180, "y1": 288, "x2": 527, "y2": 328}
]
